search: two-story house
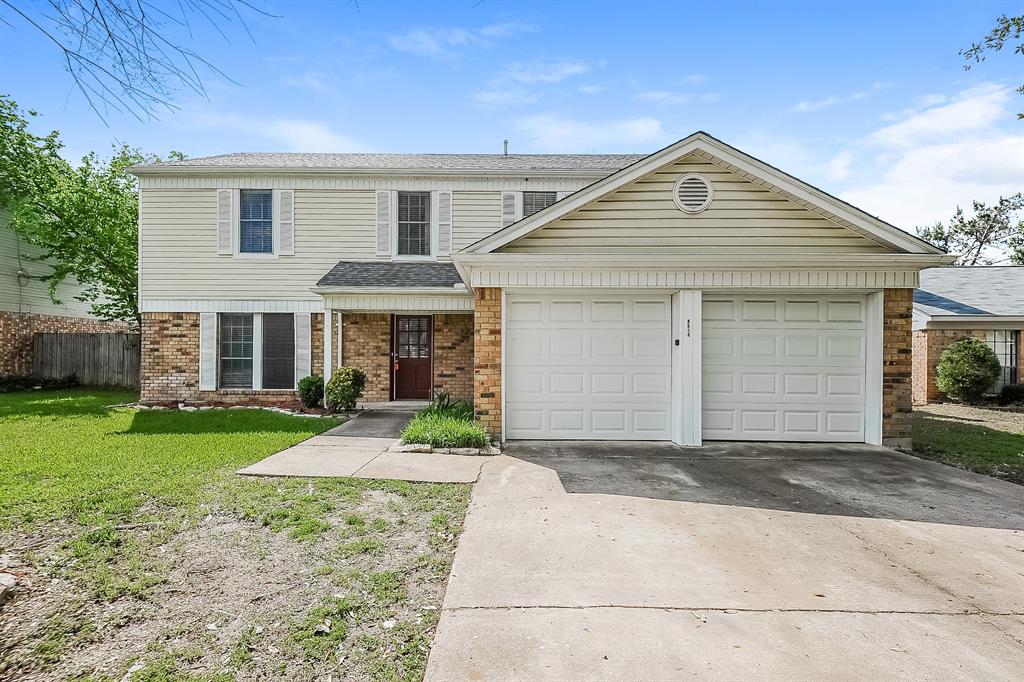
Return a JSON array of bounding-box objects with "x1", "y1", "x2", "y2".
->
[{"x1": 131, "y1": 132, "x2": 951, "y2": 447}]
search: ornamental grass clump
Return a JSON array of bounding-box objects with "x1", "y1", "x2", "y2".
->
[{"x1": 401, "y1": 413, "x2": 489, "y2": 449}]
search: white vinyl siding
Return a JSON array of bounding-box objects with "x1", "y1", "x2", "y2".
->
[
  {"x1": 501, "y1": 155, "x2": 890, "y2": 255},
  {"x1": 452, "y1": 192, "x2": 502, "y2": 253},
  {"x1": 140, "y1": 188, "x2": 376, "y2": 300},
  {"x1": 0, "y1": 209, "x2": 98, "y2": 318}
]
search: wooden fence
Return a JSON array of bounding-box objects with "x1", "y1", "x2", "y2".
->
[{"x1": 32, "y1": 333, "x2": 141, "y2": 387}]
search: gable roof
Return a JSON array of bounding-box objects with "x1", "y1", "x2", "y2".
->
[
  {"x1": 461, "y1": 131, "x2": 946, "y2": 256},
  {"x1": 316, "y1": 261, "x2": 466, "y2": 289},
  {"x1": 130, "y1": 153, "x2": 644, "y2": 175},
  {"x1": 915, "y1": 267, "x2": 1024, "y2": 318}
]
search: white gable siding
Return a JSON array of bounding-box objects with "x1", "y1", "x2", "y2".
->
[
  {"x1": 0, "y1": 209, "x2": 97, "y2": 317},
  {"x1": 452, "y1": 192, "x2": 502, "y2": 253},
  {"x1": 500, "y1": 156, "x2": 890, "y2": 255}
]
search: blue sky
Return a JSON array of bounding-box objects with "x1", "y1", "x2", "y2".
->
[{"x1": 2, "y1": 0, "x2": 1021, "y2": 228}]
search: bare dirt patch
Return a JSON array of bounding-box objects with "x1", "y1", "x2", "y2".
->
[{"x1": 0, "y1": 478, "x2": 470, "y2": 681}]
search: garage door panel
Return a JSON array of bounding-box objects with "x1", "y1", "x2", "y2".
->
[
  {"x1": 506, "y1": 293, "x2": 672, "y2": 439},
  {"x1": 702, "y1": 294, "x2": 867, "y2": 443}
]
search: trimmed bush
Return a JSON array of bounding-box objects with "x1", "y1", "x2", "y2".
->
[
  {"x1": 401, "y1": 413, "x2": 489, "y2": 449},
  {"x1": 421, "y1": 390, "x2": 474, "y2": 421},
  {"x1": 0, "y1": 375, "x2": 79, "y2": 393},
  {"x1": 297, "y1": 375, "x2": 324, "y2": 409},
  {"x1": 324, "y1": 367, "x2": 366, "y2": 411},
  {"x1": 998, "y1": 383, "x2": 1024, "y2": 405},
  {"x1": 935, "y1": 337, "x2": 1001, "y2": 403}
]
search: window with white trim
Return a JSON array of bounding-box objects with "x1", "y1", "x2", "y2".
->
[
  {"x1": 523, "y1": 191, "x2": 557, "y2": 217},
  {"x1": 219, "y1": 313, "x2": 254, "y2": 388},
  {"x1": 397, "y1": 191, "x2": 431, "y2": 256},
  {"x1": 239, "y1": 189, "x2": 273, "y2": 254},
  {"x1": 987, "y1": 330, "x2": 1019, "y2": 391}
]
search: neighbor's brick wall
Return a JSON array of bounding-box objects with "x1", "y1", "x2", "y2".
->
[
  {"x1": 0, "y1": 311, "x2": 130, "y2": 376},
  {"x1": 341, "y1": 313, "x2": 391, "y2": 402},
  {"x1": 473, "y1": 288, "x2": 502, "y2": 437},
  {"x1": 433, "y1": 314, "x2": 474, "y2": 401},
  {"x1": 911, "y1": 328, "x2": 986, "y2": 404},
  {"x1": 882, "y1": 289, "x2": 913, "y2": 446}
]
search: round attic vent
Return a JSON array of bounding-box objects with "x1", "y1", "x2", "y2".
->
[{"x1": 672, "y1": 173, "x2": 713, "y2": 213}]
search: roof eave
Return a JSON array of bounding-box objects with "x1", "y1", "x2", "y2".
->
[
  {"x1": 128, "y1": 165, "x2": 617, "y2": 178},
  {"x1": 310, "y1": 286, "x2": 471, "y2": 296}
]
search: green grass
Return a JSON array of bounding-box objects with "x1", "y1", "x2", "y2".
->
[
  {"x1": 400, "y1": 413, "x2": 489, "y2": 449},
  {"x1": 913, "y1": 411, "x2": 1024, "y2": 484}
]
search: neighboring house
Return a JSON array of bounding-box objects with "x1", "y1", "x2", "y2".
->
[
  {"x1": 0, "y1": 208, "x2": 127, "y2": 376},
  {"x1": 912, "y1": 266, "x2": 1024, "y2": 403},
  {"x1": 130, "y1": 132, "x2": 951, "y2": 447}
]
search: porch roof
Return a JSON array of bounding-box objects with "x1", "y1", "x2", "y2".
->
[{"x1": 317, "y1": 261, "x2": 466, "y2": 289}]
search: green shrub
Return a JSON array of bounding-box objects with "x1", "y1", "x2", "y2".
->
[
  {"x1": 324, "y1": 367, "x2": 366, "y2": 411},
  {"x1": 935, "y1": 337, "x2": 1001, "y2": 403},
  {"x1": 421, "y1": 390, "x2": 474, "y2": 421},
  {"x1": 0, "y1": 375, "x2": 79, "y2": 393},
  {"x1": 998, "y1": 383, "x2": 1024, "y2": 405},
  {"x1": 401, "y1": 413, "x2": 489, "y2": 449},
  {"x1": 297, "y1": 375, "x2": 324, "y2": 409}
]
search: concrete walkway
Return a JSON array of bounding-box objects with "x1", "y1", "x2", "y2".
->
[
  {"x1": 425, "y1": 455, "x2": 1024, "y2": 680},
  {"x1": 237, "y1": 410, "x2": 490, "y2": 483}
]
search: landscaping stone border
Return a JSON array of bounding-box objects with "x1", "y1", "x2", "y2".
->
[{"x1": 390, "y1": 443, "x2": 501, "y2": 456}]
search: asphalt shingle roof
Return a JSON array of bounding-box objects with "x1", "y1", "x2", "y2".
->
[
  {"x1": 914, "y1": 267, "x2": 1024, "y2": 317},
  {"x1": 317, "y1": 261, "x2": 466, "y2": 289},
  {"x1": 135, "y1": 152, "x2": 644, "y2": 172}
]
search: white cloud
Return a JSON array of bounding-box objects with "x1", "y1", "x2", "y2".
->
[
  {"x1": 578, "y1": 84, "x2": 606, "y2": 95},
  {"x1": 634, "y1": 89, "x2": 719, "y2": 106},
  {"x1": 867, "y1": 83, "x2": 1008, "y2": 146},
  {"x1": 281, "y1": 72, "x2": 329, "y2": 92},
  {"x1": 189, "y1": 113, "x2": 364, "y2": 152},
  {"x1": 683, "y1": 74, "x2": 707, "y2": 84},
  {"x1": 515, "y1": 114, "x2": 666, "y2": 151},
  {"x1": 791, "y1": 82, "x2": 891, "y2": 113},
  {"x1": 471, "y1": 88, "x2": 538, "y2": 108},
  {"x1": 506, "y1": 60, "x2": 589, "y2": 84},
  {"x1": 387, "y1": 22, "x2": 533, "y2": 59}
]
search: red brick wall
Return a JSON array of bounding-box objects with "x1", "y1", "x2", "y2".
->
[
  {"x1": 433, "y1": 314, "x2": 474, "y2": 401},
  {"x1": 140, "y1": 312, "x2": 200, "y2": 403},
  {"x1": 0, "y1": 311, "x2": 130, "y2": 376},
  {"x1": 882, "y1": 289, "x2": 913, "y2": 446},
  {"x1": 473, "y1": 288, "x2": 502, "y2": 437},
  {"x1": 340, "y1": 313, "x2": 391, "y2": 402}
]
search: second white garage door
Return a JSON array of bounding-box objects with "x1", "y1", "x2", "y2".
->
[
  {"x1": 505, "y1": 293, "x2": 673, "y2": 439},
  {"x1": 701, "y1": 294, "x2": 868, "y2": 442}
]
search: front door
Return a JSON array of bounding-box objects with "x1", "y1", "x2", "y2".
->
[{"x1": 392, "y1": 315, "x2": 433, "y2": 400}]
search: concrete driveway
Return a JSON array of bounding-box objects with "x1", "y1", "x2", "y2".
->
[{"x1": 426, "y1": 443, "x2": 1024, "y2": 681}]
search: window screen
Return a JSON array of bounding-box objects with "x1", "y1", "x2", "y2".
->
[
  {"x1": 239, "y1": 189, "x2": 273, "y2": 253},
  {"x1": 397, "y1": 191, "x2": 431, "y2": 256},
  {"x1": 260, "y1": 313, "x2": 295, "y2": 389},
  {"x1": 987, "y1": 330, "x2": 1019, "y2": 391},
  {"x1": 523, "y1": 191, "x2": 557, "y2": 217},
  {"x1": 219, "y1": 313, "x2": 253, "y2": 388}
]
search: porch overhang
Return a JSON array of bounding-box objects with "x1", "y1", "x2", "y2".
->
[{"x1": 312, "y1": 287, "x2": 474, "y2": 313}]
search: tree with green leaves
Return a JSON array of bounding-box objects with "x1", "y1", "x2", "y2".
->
[
  {"x1": 916, "y1": 194, "x2": 1024, "y2": 266},
  {"x1": 1, "y1": 95, "x2": 180, "y2": 326},
  {"x1": 961, "y1": 14, "x2": 1023, "y2": 119}
]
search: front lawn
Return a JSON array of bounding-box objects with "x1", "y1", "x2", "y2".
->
[
  {"x1": 912, "y1": 403, "x2": 1024, "y2": 484},
  {"x1": 0, "y1": 389, "x2": 470, "y2": 680}
]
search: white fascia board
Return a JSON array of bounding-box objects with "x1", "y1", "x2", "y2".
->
[
  {"x1": 922, "y1": 315, "x2": 1024, "y2": 328},
  {"x1": 462, "y1": 132, "x2": 947, "y2": 256},
  {"x1": 452, "y1": 253, "x2": 954, "y2": 270},
  {"x1": 310, "y1": 286, "x2": 471, "y2": 296}
]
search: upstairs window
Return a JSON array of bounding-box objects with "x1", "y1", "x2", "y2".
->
[
  {"x1": 219, "y1": 313, "x2": 254, "y2": 388},
  {"x1": 397, "y1": 191, "x2": 431, "y2": 256},
  {"x1": 239, "y1": 189, "x2": 273, "y2": 253},
  {"x1": 523, "y1": 191, "x2": 557, "y2": 217}
]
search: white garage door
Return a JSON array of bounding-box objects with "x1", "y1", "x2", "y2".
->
[
  {"x1": 505, "y1": 293, "x2": 673, "y2": 439},
  {"x1": 702, "y1": 295, "x2": 867, "y2": 442}
]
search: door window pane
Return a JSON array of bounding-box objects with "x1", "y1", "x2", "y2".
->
[
  {"x1": 397, "y1": 317, "x2": 430, "y2": 358},
  {"x1": 219, "y1": 313, "x2": 253, "y2": 388}
]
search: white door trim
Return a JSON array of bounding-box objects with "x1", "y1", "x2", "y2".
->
[
  {"x1": 865, "y1": 291, "x2": 883, "y2": 445},
  {"x1": 672, "y1": 290, "x2": 702, "y2": 446}
]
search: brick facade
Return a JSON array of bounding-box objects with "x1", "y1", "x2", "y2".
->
[
  {"x1": 433, "y1": 314, "x2": 474, "y2": 401},
  {"x1": 0, "y1": 311, "x2": 130, "y2": 377},
  {"x1": 340, "y1": 313, "x2": 392, "y2": 402},
  {"x1": 473, "y1": 288, "x2": 502, "y2": 437},
  {"x1": 882, "y1": 288, "x2": 913, "y2": 447}
]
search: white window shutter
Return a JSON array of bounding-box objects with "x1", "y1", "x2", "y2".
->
[
  {"x1": 438, "y1": 191, "x2": 452, "y2": 255},
  {"x1": 294, "y1": 313, "x2": 312, "y2": 387},
  {"x1": 217, "y1": 190, "x2": 233, "y2": 255},
  {"x1": 501, "y1": 192, "x2": 517, "y2": 227},
  {"x1": 278, "y1": 189, "x2": 295, "y2": 255},
  {"x1": 376, "y1": 190, "x2": 392, "y2": 256},
  {"x1": 199, "y1": 313, "x2": 217, "y2": 390}
]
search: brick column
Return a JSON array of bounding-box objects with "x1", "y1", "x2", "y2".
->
[
  {"x1": 140, "y1": 312, "x2": 199, "y2": 403},
  {"x1": 473, "y1": 288, "x2": 502, "y2": 438},
  {"x1": 882, "y1": 289, "x2": 913, "y2": 448},
  {"x1": 434, "y1": 313, "x2": 474, "y2": 401}
]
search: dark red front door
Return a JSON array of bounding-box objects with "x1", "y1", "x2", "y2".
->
[{"x1": 392, "y1": 315, "x2": 432, "y2": 400}]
